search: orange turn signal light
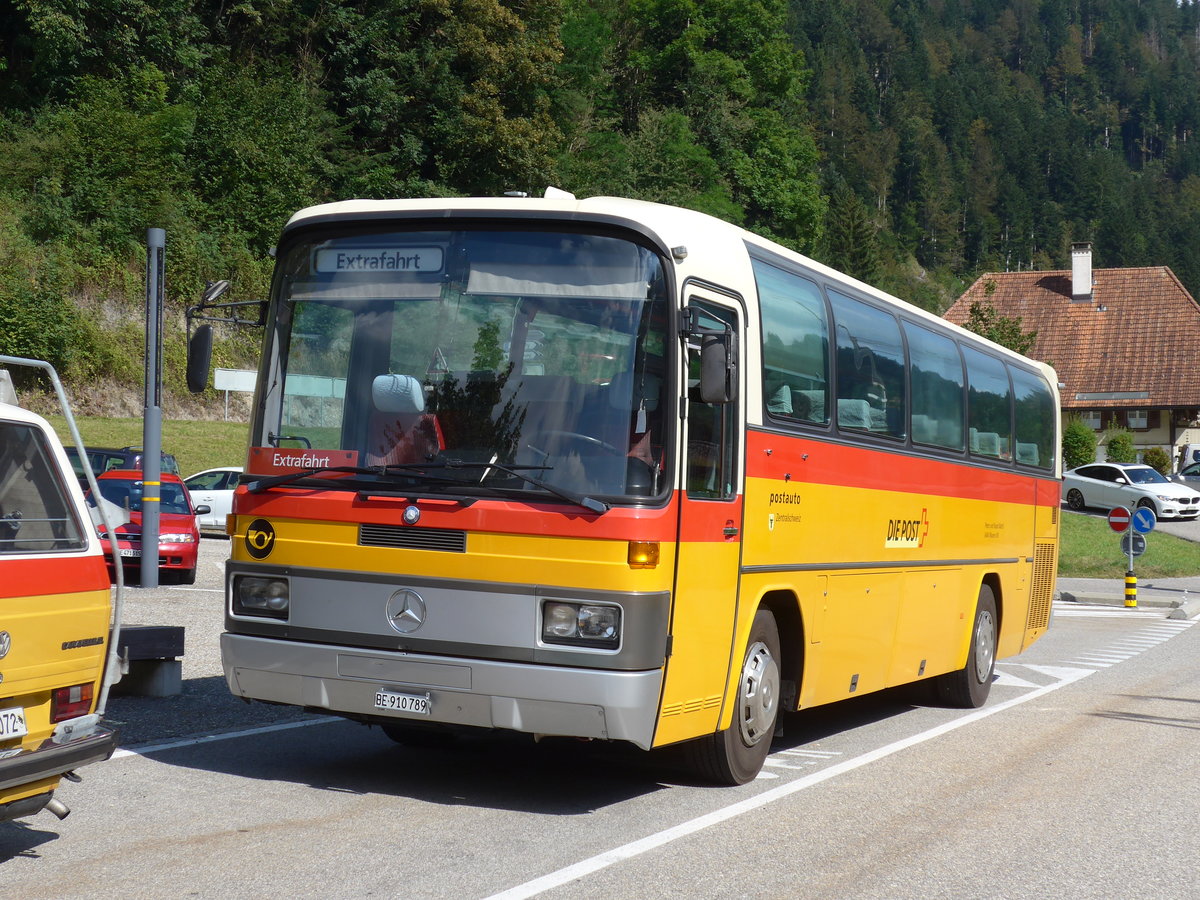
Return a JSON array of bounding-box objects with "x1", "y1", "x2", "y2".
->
[{"x1": 627, "y1": 541, "x2": 659, "y2": 569}]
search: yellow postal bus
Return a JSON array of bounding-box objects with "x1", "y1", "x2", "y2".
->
[
  {"x1": 1, "y1": 357, "x2": 121, "y2": 820},
  {"x1": 192, "y1": 193, "x2": 1059, "y2": 784}
]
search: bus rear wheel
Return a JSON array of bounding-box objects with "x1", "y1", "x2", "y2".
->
[
  {"x1": 684, "y1": 609, "x2": 780, "y2": 785},
  {"x1": 935, "y1": 585, "x2": 997, "y2": 708}
]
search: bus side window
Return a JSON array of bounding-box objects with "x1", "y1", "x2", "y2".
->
[
  {"x1": 963, "y1": 346, "x2": 1013, "y2": 461},
  {"x1": 829, "y1": 289, "x2": 906, "y2": 439},
  {"x1": 903, "y1": 320, "x2": 966, "y2": 452},
  {"x1": 753, "y1": 258, "x2": 830, "y2": 427}
]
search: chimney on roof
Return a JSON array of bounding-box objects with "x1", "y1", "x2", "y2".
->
[{"x1": 1071, "y1": 242, "x2": 1093, "y2": 302}]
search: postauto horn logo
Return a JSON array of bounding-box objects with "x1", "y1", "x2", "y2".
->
[{"x1": 246, "y1": 519, "x2": 276, "y2": 559}]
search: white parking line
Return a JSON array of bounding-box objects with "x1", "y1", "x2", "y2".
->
[{"x1": 111, "y1": 717, "x2": 333, "y2": 760}]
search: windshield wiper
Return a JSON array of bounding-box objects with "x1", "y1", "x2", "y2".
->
[
  {"x1": 244, "y1": 463, "x2": 468, "y2": 494},
  {"x1": 244, "y1": 459, "x2": 609, "y2": 513},
  {"x1": 244, "y1": 466, "x2": 384, "y2": 493},
  {"x1": 439, "y1": 458, "x2": 610, "y2": 514}
]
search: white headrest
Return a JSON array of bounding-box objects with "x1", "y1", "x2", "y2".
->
[{"x1": 372, "y1": 374, "x2": 425, "y2": 414}]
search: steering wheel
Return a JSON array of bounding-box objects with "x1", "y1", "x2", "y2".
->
[{"x1": 528, "y1": 430, "x2": 622, "y2": 457}]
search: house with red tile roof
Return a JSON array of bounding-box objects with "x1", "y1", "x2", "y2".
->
[{"x1": 945, "y1": 244, "x2": 1200, "y2": 467}]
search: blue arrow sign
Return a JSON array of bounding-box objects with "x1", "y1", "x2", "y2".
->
[{"x1": 1131, "y1": 506, "x2": 1157, "y2": 534}]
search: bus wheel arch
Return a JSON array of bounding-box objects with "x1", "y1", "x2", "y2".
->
[
  {"x1": 982, "y1": 573, "x2": 1003, "y2": 634},
  {"x1": 760, "y1": 590, "x2": 804, "y2": 710},
  {"x1": 935, "y1": 578, "x2": 999, "y2": 708}
]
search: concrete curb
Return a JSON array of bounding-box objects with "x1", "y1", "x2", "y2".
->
[
  {"x1": 1057, "y1": 590, "x2": 1200, "y2": 619},
  {"x1": 1168, "y1": 598, "x2": 1200, "y2": 620}
]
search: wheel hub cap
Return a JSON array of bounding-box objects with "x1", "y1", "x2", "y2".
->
[{"x1": 738, "y1": 641, "x2": 780, "y2": 746}]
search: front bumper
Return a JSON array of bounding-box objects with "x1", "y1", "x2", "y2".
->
[{"x1": 221, "y1": 632, "x2": 663, "y2": 749}]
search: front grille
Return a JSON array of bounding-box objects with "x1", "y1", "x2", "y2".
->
[
  {"x1": 358, "y1": 523, "x2": 467, "y2": 552},
  {"x1": 1026, "y1": 541, "x2": 1056, "y2": 631}
]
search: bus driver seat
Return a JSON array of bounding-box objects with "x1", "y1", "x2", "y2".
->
[{"x1": 365, "y1": 373, "x2": 444, "y2": 466}]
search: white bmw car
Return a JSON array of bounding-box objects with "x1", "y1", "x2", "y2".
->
[{"x1": 1063, "y1": 463, "x2": 1200, "y2": 519}]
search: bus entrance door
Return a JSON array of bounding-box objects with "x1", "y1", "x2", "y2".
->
[{"x1": 655, "y1": 293, "x2": 746, "y2": 747}]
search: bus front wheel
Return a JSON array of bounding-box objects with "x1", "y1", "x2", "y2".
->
[
  {"x1": 935, "y1": 585, "x2": 997, "y2": 708},
  {"x1": 684, "y1": 609, "x2": 780, "y2": 785}
]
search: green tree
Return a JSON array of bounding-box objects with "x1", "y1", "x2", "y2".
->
[
  {"x1": 1142, "y1": 446, "x2": 1171, "y2": 477},
  {"x1": 556, "y1": 0, "x2": 824, "y2": 247},
  {"x1": 314, "y1": 0, "x2": 566, "y2": 195},
  {"x1": 1061, "y1": 414, "x2": 1097, "y2": 470},
  {"x1": 0, "y1": 66, "x2": 195, "y2": 253},
  {"x1": 963, "y1": 297, "x2": 1038, "y2": 356},
  {"x1": 824, "y1": 182, "x2": 880, "y2": 283},
  {"x1": 0, "y1": 0, "x2": 207, "y2": 109},
  {"x1": 1103, "y1": 427, "x2": 1137, "y2": 464},
  {"x1": 188, "y1": 62, "x2": 339, "y2": 252}
]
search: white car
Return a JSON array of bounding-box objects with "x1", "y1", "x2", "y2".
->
[
  {"x1": 1171, "y1": 462, "x2": 1200, "y2": 485},
  {"x1": 184, "y1": 467, "x2": 243, "y2": 531},
  {"x1": 1063, "y1": 463, "x2": 1200, "y2": 519}
]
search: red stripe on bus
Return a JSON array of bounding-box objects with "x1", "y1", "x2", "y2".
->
[
  {"x1": 233, "y1": 487, "x2": 683, "y2": 542},
  {"x1": 746, "y1": 430, "x2": 1059, "y2": 505},
  {"x1": 4, "y1": 554, "x2": 111, "y2": 596}
]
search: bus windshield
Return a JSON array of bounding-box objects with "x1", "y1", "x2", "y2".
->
[{"x1": 266, "y1": 228, "x2": 670, "y2": 501}]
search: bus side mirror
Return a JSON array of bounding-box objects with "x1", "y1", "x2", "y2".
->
[
  {"x1": 187, "y1": 325, "x2": 213, "y2": 393},
  {"x1": 699, "y1": 332, "x2": 735, "y2": 404}
]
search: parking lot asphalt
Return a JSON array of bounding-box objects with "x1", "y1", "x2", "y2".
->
[{"x1": 103, "y1": 537, "x2": 322, "y2": 749}]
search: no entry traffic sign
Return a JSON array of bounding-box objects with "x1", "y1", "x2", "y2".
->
[{"x1": 1107, "y1": 506, "x2": 1131, "y2": 533}]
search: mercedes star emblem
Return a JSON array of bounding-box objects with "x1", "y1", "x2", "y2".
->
[{"x1": 386, "y1": 589, "x2": 427, "y2": 635}]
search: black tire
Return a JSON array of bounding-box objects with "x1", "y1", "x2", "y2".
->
[
  {"x1": 684, "y1": 609, "x2": 781, "y2": 785},
  {"x1": 179, "y1": 567, "x2": 197, "y2": 585},
  {"x1": 1066, "y1": 489, "x2": 1085, "y2": 511},
  {"x1": 1136, "y1": 497, "x2": 1157, "y2": 515},
  {"x1": 935, "y1": 585, "x2": 997, "y2": 708}
]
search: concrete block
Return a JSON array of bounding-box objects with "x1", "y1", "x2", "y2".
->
[{"x1": 113, "y1": 659, "x2": 183, "y2": 697}]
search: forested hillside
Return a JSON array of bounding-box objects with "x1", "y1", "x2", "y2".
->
[{"x1": 2, "y1": 0, "x2": 1198, "y2": 412}]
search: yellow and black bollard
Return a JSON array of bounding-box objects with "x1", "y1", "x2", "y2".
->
[{"x1": 1124, "y1": 571, "x2": 1138, "y2": 608}]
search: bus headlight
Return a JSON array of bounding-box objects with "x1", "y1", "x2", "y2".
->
[
  {"x1": 541, "y1": 601, "x2": 620, "y2": 648},
  {"x1": 233, "y1": 575, "x2": 290, "y2": 619}
]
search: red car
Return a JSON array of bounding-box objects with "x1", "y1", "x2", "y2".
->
[{"x1": 90, "y1": 470, "x2": 207, "y2": 584}]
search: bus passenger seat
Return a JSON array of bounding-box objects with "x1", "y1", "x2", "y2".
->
[
  {"x1": 974, "y1": 432, "x2": 1001, "y2": 457},
  {"x1": 912, "y1": 414, "x2": 937, "y2": 444},
  {"x1": 766, "y1": 383, "x2": 792, "y2": 416},
  {"x1": 837, "y1": 398, "x2": 872, "y2": 430},
  {"x1": 1016, "y1": 442, "x2": 1040, "y2": 465}
]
